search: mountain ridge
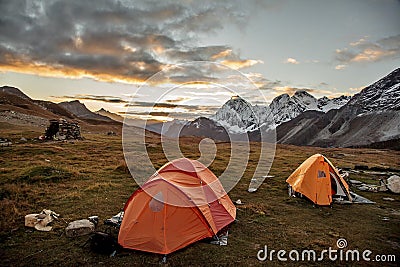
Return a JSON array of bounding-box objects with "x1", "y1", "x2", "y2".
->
[{"x1": 277, "y1": 68, "x2": 400, "y2": 148}]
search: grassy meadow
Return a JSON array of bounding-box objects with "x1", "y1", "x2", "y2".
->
[{"x1": 0, "y1": 124, "x2": 399, "y2": 266}]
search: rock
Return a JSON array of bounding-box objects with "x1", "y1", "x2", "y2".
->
[
  {"x1": 387, "y1": 175, "x2": 400, "y2": 193},
  {"x1": 20, "y1": 137, "x2": 27, "y2": 142},
  {"x1": 349, "y1": 179, "x2": 363, "y2": 185},
  {"x1": 383, "y1": 197, "x2": 395, "y2": 201},
  {"x1": 235, "y1": 199, "x2": 243, "y2": 205},
  {"x1": 65, "y1": 219, "x2": 95, "y2": 237}
]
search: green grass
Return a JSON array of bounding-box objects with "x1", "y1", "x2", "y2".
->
[{"x1": 0, "y1": 129, "x2": 399, "y2": 266}]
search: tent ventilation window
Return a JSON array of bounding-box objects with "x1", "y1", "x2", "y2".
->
[
  {"x1": 317, "y1": 170, "x2": 326, "y2": 178},
  {"x1": 149, "y1": 192, "x2": 164, "y2": 212}
]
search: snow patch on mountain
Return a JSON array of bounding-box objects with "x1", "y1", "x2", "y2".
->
[
  {"x1": 211, "y1": 96, "x2": 273, "y2": 133},
  {"x1": 347, "y1": 68, "x2": 400, "y2": 113},
  {"x1": 270, "y1": 91, "x2": 350, "y2": 125},
  {"x1": 211, "y1": 91, "x2": 350, "y2": 133}
]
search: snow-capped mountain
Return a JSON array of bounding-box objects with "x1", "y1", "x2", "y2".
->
[
  {"x1": 211, "y1": 96, "x2": 272, "y2": 133},
  {"x1": 317, "y1": 95, "x2": 351, "y2": 112},
  {"x1": 210, "y1": 91, "x2": 350, "y2": 133},
  {"x1": 270, "y1": 91, "x2": 350, "y2": 125},
  {"x1": 346, "y1": 68, "x2": 400, "y2": 113},
  {"x1": 277, "y1": 68, "x2": 400, "y2": 148}
]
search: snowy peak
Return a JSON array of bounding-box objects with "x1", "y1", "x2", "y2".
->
[
  {"x1": 211, "y1": 96, "x2": 271, "y2": 133},
  {"x1": 347, "y1": 68, "x2": 400, "y2": 112},
  {"x1": 210, "y1": 91, "x2": 350, "y2": 133},
  {"x1": 317, "y1": 95, "x2": 351, "y2": 112},
  {"x1": 270, "y1": 90, "x2": 349, "y2": 125},
  {"x1": 292, "y1": 90, "x2": 319, "y2": 110}
]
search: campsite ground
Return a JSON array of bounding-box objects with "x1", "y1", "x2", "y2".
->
[{"x1": 0, "y1": 123, "x2": 399, "y2": 266}]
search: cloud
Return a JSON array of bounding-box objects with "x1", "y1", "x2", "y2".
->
[
  {"x1": 54, "y1": 94, "x2": 128, "y2": 103},
  {"x1": 335, "y1": 64, "x2": 347, "y2": 70},
  {"x1": 273, "y1": 86, "x2": 335, "y2": 97},
  {"x1": 120, "y1": 100, "x2": 219, "y2": 120},
  {"x1": 284, "y1": 57, "x2": 300, "y2": 64},
  {"x1": 0, "y1": 0, "x2": 266, "y2": 84},
  {"x1": 125, "y1": 101, "x2": 219, "y2": 111},
  {"x1": 274, "y1": 86, "x2": 316, "y2": 95},
  {"x1": 244, "y1": 72, "x2": 284, "y2": 90},
  {"x1": 335, "y1": 35, "x2": 400, "y2": 65},
  {"x1": 165, "y1": 97, "x2": 190, "y2": 103},
  {"x1": 348, "y1": 86, "x2": 364, "y2": 93},
  {"x1": 220, "y1": 59, "x2": 263, "y2": 70},
  {"x1": 349, "y1": 37, "x2": 368, "y2": 47}
]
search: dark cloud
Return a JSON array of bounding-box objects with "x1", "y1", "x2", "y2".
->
[
  {"x1": 165, "y1": 97, "x2": 190, "y2": 103},
  {"x1": 125, "y1": 101, "x2": 219, "y2": 112},
  {"x1": 120, "y1": 102, "x2": 219, "y2": 120},
  {"x1": 55, "y1": 94, "x2": 128, "y2": 103},
  {"x1": 0, "y1": 0, "x2": 266, "y2": 83}
]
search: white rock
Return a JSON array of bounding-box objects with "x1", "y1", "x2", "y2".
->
[{"x1": 387, "y1": 175, "x2": 400, "y2": 194}]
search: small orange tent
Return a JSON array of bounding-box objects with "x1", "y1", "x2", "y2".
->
[
  {"x1": 118, "y1": 158, "x2": 236, "y2": 255},
  {"x1": 286, "y1": 154, "x2": 351, "y2": 205}
]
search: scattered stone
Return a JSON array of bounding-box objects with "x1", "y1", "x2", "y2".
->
[
  {"x1": 383, "y1": 197, "x2": 395, "y2": 201},
  {"x1": 349, "y1": 179, "x2": 363, "y2": 185},
  {"x1": 387, "y1": 175, "x2": 400, "y2": 194},
  {"x1": 65, "y1": 219, "x2": 95, "y2": 237},
  {"x1": 20, "y1": 137, "x2": 27, "y2": 142},
  {"x1": 235, "y1": 199, "x2": 244, "y2": 205},
  {"x1": 0, "y1": 138, "x2": 12, "y2": 147}
]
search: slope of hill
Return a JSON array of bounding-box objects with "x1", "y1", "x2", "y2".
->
[
  {"x1": 0, "y1": 87, "x2": 124, "y2": 133},
  {"x1": 0, "y1": 86, "x2": 32, "y2": 100},
  {"x1": 277, "y1": 68, "x2": 400, "y2": 148},
  {"x1": 58, "y1": 100, "x2": 113, "y2": 122},
  {"x1": 95, "y1": 108, "x2": 124, "y2": 122},
  {"x1": 179, "y1": 117, "x2": 230, "y2": 141}
]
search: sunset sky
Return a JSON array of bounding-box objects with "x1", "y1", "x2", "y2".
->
[{"x1": 0, "y1": 0, "x2": 399, "y2": 121}]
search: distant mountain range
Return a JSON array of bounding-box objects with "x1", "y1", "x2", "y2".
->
[
  {"x1": 277, "y1": 68, "x2": 400, "y2": 148},
  {"x1": 155, "y1": 68, "x2": 400, "y2": 149},
  {"x1": 0, "y1": 86, "x2": 120, "y2": 126},
  {"x1": 1, "y1": 68, "x2": 399, "y2": 149}
]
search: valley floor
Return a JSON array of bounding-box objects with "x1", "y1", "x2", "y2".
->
[{"x1": 0, "y1": 126, "x2": 399, "y2": 266}]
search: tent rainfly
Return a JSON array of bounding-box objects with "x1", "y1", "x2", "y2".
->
[
  {"x1": 286, "y1": 154, "x2": 352, "y2": 205},
  {"x1": 118, "y1": 158, "x2": 236, "y2": 255}
]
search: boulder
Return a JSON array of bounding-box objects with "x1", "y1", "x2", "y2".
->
[
  {"x1": 65, "y1": 219, "x2": 95, "y2": 237},
  {"x1": 387, "y1": 175, "x2": 400, "y2": 193}
]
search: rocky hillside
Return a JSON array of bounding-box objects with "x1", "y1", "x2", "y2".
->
[
  {"x1": 0, "y1": 87, "x2": 122, "y2": 130},
  {"x1": 58, "y1": 100, "x2": 113, "y2": 122},
  {"x1": 277, "y1": 68, "x2": 400, "y2": 148}
]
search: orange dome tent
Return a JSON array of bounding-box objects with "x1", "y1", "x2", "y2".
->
[
  {"x1": 118, "y1": 158, "x2": 236, "y2": 255},
  {"x1": 286, "y1": 154, "x2": 352, "y2": 205}
]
